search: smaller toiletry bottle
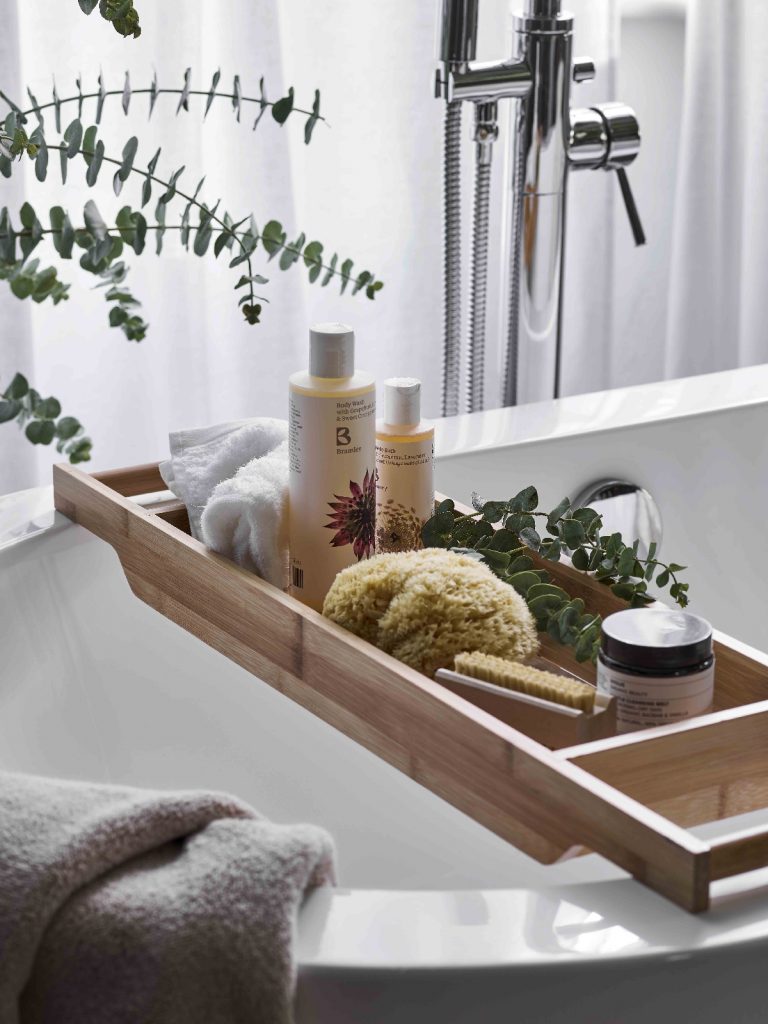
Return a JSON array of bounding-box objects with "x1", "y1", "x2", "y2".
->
[{"x1": 375, "y1": 378, "x2": 435, "y2": 553}]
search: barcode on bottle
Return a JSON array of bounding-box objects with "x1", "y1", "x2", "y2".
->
[{"x1": 292, "y1": 566, "x2": 304, "y2": 589}]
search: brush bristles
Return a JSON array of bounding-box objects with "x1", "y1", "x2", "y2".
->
[{"x1": 453, "y1": 652, "x2": 596, "y2": 713}]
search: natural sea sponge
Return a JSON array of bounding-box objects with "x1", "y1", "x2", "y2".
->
[{"x1": 322, "y1": 549, "x2": 539, "y2": 676}]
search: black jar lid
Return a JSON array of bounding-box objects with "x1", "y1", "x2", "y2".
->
[{"x1": 600, "y1": 608, "x2": 713, "y2": 672}]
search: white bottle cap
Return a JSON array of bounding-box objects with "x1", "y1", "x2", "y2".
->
[
  {"x1": 384, "y1": 377, "x2": 421, "y2": 426},
  {"x1": 309, "y1": 322, "x2": 355, "y2": 378}
]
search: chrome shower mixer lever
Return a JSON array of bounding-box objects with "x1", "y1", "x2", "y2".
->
[{"x1": 570, "y1": 101, "x2": 646, "y2": 246}]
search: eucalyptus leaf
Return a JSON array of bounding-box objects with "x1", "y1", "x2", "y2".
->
[
  {"x1": 205, "y1": 69, "x2": 221, "y2": 117},
  {"x1": 571, "y1": 546, "x2": 590, "y2": 571},
  {"x1": 272, "y1": 87, "x2": 294, "y2": 125},
  {"x1": 5, "y1": 372, "x2": 29, "y2": 400},
  {"x1": 149, "y1": 70, "x2": 159, "y2": 118},
  {"x1": 96, "y1": 70, "x2": 106, "y2": 124},
  {"x1": 55, "y1": 416, "x2": 81, "y2": 440},
  {"x1": 340, "y1": 258, "x2": 353, "y2": 293},
  {"x1": 117, "y1": 136, "x2": 138, "y2": 181},
  {"x1": 193, "y1": 217, "x2": 213, "y2": 256},
  {"x1": 509, "y1": 486, "x2": 538, "y2": 513},
  {"x1": 560, "y1": 518, "x2": 585, "y2": 549},
  {"x1": 506, "y1": 571, "x2": 542, "y2": 596},
  {"x1": 279, "y1": 232, "x2": 304, "y2": 271},
  {"x1": 31, "y1": 128, "x2": 47, "y2": 182},
  {"x1": 122, "y1": 69, "x2": 131, "y2": 114},
  {"x1": 305, "y1": 89, "x2": 321, "y2": 144},
  {"x1": 261, "y1": 219, "x2": 285, "y2": 257},
  {"x1": 25, "y1": 419, "x2": 55, "y2": 445},
  {"x1": 546, "y1": 497, "x2": 571, "y2": 535},
  {"x1": 0, "y1": 399, "x2": 21, "y2": 423},
  {"x1": 34, "y1": 396, "x2": 61, "y2": 419},
  {"x1": 177, "y1": 68, "x2": 192, "y2": 113},
  {"x1": 253, "y1": 77, "x2": 268, "y2": 131},
  {"x1": 519, "y1": 526, "x2": 541, "y2": 551},
  {"x1": 64, "y1": 118, "x2": 84, "y2": 158},
  {"x1": 83, "y1": 199, "x2": 108, "y2": 241}
]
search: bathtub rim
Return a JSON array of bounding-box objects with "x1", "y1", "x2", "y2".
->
[
  {"x1": 6, "y1": 494, "x2": 768, "y2": 974},
  {"x1": 434, "y1": 363, "x2": 768, "y2": 460}
]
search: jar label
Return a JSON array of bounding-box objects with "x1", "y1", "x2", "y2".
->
[{"x1": 597, "y1": 660, "x2": 715, "y2": 733}]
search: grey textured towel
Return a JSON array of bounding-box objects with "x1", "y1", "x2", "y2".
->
[{"x1": 0, "y1": 771, "x2": 334, "y2": 1024}]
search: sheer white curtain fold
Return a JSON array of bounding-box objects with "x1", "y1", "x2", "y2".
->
[
  {"x1": 560, "y1": 0, "x2": 619, "y2": 398},
  {"x1": 0, "y1": 0, "x2": 37, "y2": 493},
  {"x1": 666, "y1": 0, "x2": 768, "y2": 377}
]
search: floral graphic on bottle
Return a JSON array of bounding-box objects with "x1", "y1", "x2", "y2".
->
[
  {"x1": 325, "y1": 469, "x2": 376, "y2": 560},
  {"x1": 376, "y1": 500, "x2": 424, "y2": 553}
]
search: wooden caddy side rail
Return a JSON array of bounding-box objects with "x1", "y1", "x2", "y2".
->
[
  {"x1": 709, "y1": 824, "x2": 768, "y2": 881},
  {"x1": 52, "y1": 461, "x2": 768, "y2": 912}
]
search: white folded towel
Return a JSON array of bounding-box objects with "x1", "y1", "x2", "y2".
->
[
  {"x1": 159, "y1": 418, "x2": 288, "y2": 540},
  {"x1": 201, "y1": 438, "x2": 290, "y2": 590},
  {"x1": 159, "y1": 418, "x2": 290, "y2": 590}
]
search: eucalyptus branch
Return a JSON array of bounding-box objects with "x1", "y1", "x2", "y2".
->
[
  {"x1": 422, "y1": 489, "x2": 690, "y2": 663},
  {"x1": 2, "y1": 67, "x2": 325, "y2": 144},
  {"x1": 47, "y1": 139, "x2": 266, "y2": 317},
  {"x1": 0, "y1": 372, "x2": 91, "y2": 463},
  {"x1": 13, "y1": 87, "x2": 325, "y2": 130},
  {"x1": 0, "y1": 108, "x2": 383, "y2": 324}
]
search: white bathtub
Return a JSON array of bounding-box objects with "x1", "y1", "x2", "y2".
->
[{"x1": 3, "y1": 365, "x2": 768, "y2": 1023}]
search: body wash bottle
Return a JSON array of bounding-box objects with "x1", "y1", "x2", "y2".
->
[
  {"x1": 375, "y1": 378, "x2": 435, "y2": 553},
  {"x1": 289, "y1": 323, "x2": 376, "y2": 610}
]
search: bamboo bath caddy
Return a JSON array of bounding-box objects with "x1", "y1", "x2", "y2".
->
[{"x1": 53, "y1": 461, "x2": 768, "y2": 913}]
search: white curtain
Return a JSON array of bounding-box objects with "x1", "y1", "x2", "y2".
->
[
  {"x1": 1, "y1": 0, "x2": 618, "y2": 493},
  {"x1": 0, "y1": 0, "x2": 36, "y2": 493},
  {"x1": 559, "y1": 0, "x2": 620, "y2": 397},
  {"x1": 666, "y1": 0, "x2": 768, "y2": 377}
]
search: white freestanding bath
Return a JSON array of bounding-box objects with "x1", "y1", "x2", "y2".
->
[{"x1": 3, "y1": 366, "x2": 768, "y2": 1023}]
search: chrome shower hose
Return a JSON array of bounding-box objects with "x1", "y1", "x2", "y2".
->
[
  {"x1": 503, "y1": 139, "x2": 525, "y2": 407},
  {"x1": 467, "y1": 159, "x2": 491, "y2": 413}
]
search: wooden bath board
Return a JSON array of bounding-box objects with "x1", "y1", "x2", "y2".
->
[{"x1": 53, "y1": 461, "x2": 768, "y2": 913}]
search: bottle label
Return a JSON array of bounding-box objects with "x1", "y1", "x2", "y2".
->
[
  {"x1": 597, "y1": 659, "x2": 715, "y2": 733},
  {"x1": 289, "y1": 386, "x2": 376, "y2": 610},
  {"x1": 375, "y1": 436, "x2": 434, "y2": 553}
]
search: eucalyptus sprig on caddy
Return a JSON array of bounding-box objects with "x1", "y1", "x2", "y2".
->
[{"x1": 421, "y1": 488, "x2": 689, "y2": 663}]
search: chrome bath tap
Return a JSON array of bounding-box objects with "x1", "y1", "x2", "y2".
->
[{"x1": 436, "y1": 0, "x2": 644, "y2": 414}]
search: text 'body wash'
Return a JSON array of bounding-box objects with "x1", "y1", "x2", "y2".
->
[
  {"x1": 289, "y1": 323, "x2": 376, "y2": 610},
  {"x1": 375, "y1": 377, "x2": 434, "y2": 553}
]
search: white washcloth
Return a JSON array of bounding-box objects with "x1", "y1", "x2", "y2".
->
[
  {"x1": 159, "y1": 418, "x2": 288, "y2": 540},
  {"x1": 201, "y1": 438, "x2": 290, "y2": 590},
  {"x1": 0, "y1": 770, "x2": 334, "y2": 1024}
]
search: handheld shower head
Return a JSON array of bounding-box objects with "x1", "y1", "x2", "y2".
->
[
  {"x1": 438, "y1": 0, "x2": 479, "y2": 67},
  {"x1": 524, "y1": 0, "x2": 561, "y2": 15}
]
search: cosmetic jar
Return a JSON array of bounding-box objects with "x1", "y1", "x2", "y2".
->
[{"x1": 597, "y1": 608, "x2": 714, "y2": 732}]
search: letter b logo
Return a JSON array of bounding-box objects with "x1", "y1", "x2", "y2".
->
[{"x1": 336, "y1": 427, "x2": 351, "y2": 446}]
